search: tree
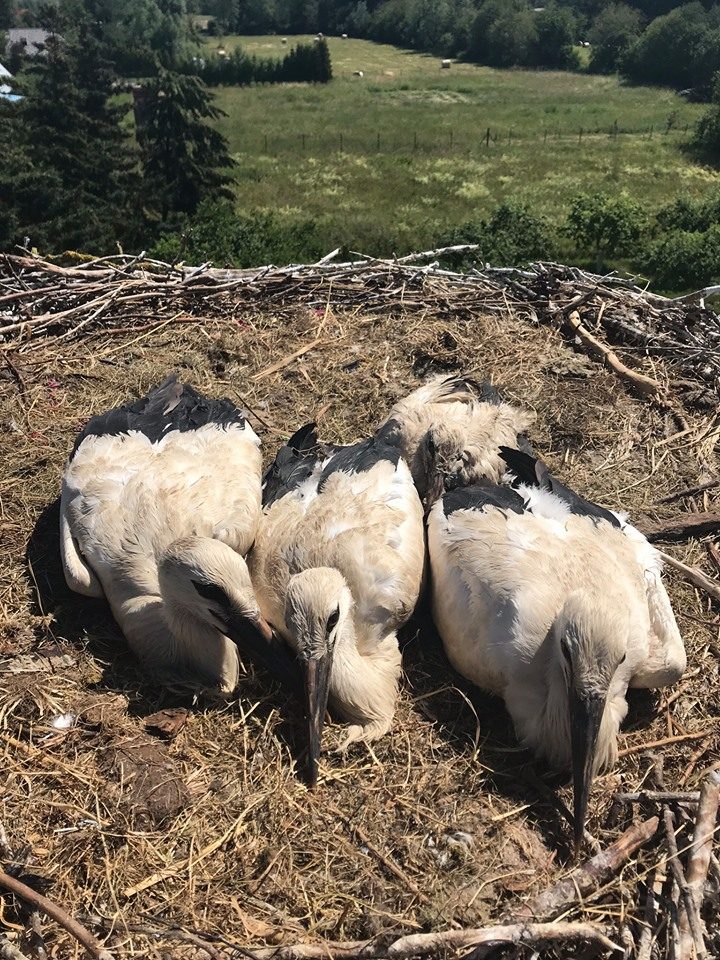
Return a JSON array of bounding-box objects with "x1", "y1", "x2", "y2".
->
[
  {"x1": 0, "y1": 0, "x2": 14, "y2": 29},
  {"x1": 692, "y1": 74, "x2": 720, "y2": 164},
  {"x1": 1, "y1": 8, "x2": 142, "y2": 254},
  {"x1": 532, "y1": 4, "x2": 579, "y2": 69},
  {"x1": 139, "y1": 68, "x2": 235, "y2": 222},
  {"x1": 588, "y1": 3, "x2": 641, "y2": 74},
  {"x1": 621, "y1": 3, "x2": 711, "y2": 89},
  {"x1": 565, "y1": 192, "x2": 645, "y2": 271}
]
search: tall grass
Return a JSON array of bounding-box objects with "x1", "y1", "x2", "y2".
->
[{"x1": 205, "y1": 35, "x2": 719, "y2": 256}]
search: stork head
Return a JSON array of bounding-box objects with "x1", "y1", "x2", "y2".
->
[
  {"x1": 554, "y1": 592, "x2": 629, "y2": 855},
  {"x1": 285, "y1": 567, "x2": 352, "y2": 787},
  {"x1": 159, "y1": 537, "x2": 299, "y2": 692}
]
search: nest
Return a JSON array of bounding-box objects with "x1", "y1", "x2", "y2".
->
[{"x1": 0, "y1": 250, "x2": 719, "y2": 960}]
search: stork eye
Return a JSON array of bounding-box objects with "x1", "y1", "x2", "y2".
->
[
  {"x1": 619, "y1": 653, "x2": 627, "y2": 665},
  {"x1": 326, "y1": 607, "x2": 340, "y2": 634}
]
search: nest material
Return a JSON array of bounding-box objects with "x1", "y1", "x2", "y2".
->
[{"x1": 0, "y1": 249, "x2": 718, "y2": 959}]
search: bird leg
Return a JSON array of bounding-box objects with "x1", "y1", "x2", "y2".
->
[{"x1": 335, "y1": 718, "x2": 392, "y2": 753}]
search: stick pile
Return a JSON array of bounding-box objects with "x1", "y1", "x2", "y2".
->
[{"x1": 1, "y1": 250, "x2": 718, "y2": 407}]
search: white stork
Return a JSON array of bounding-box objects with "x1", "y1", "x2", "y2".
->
[
  {"x1": 249, "y1": 419, "x2": 425, "y2": 785},
  {"x1": 380, "y1": 374, "x2": 535, "y2": 501},
  {"x1": 61, "y1": 376, "x2": 296, "y2": 693},
  {"x1": 427, "y1": 445, "x2": 686, "y2": 850}
]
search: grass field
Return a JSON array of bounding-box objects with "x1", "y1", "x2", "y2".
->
[{"x1": 205, "y1": 35, "x2": 719, "y2": 255}]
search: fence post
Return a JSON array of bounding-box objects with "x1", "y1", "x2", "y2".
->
[
  {"x1": 376, "y1": 131, "x2": 380, "y2": 150},
  {"x1": 339, "y1": 132, "x2": 343, "y2": 151},
  {"x1": 301, "y1": 133, "x2": 306, "y2": 150},
  {"x1": 485, "y1": 127, "x2": 490, "y2": 147},
  {"x1": 649, "y1": 123, "x2": 653, "y2": 139},
  {"x1": 413, "y1": 131, "x2": 418, "y2": 150}
]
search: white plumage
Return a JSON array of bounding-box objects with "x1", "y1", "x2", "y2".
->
[
  {"x1": 61, "y1": 377, "x2": 294, "y2": 692},
  {"x1": 380, "y1": 374, "x2": 535, "y2": 500},
  {"x1": 249, "y1": 420, "x2": 425, "y2": 783},
  {"x1": 427, "y1": 446, "x2": 686, "y2": 848}
]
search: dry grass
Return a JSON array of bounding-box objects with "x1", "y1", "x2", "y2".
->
[{"x1": 1, "y1": 276, "x2": 719, "y2": 958}]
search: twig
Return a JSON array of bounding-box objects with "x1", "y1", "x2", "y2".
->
[
  {"x1": 661, "y1": 808, "x2": 707, "y2": 958},
  {"x1": 509, "y1": 817, "x2": 659, "y2": 922},
  {"x1": 248, "y1": 922, "x2": 621, "y2": 959},
  {"x1": 0, "y1": 870, "x2": 113, "y2": 960},
  {"x1": 615, "y1": 791, "x2": 700, "y2": 804},
  {"x1": 563, "y1": 310, "x2": 663, "y2": 400},
  {"x1": 658, "y1": 479, "x2": 720, "y2": 504},
  {"x1": 659, "y1": 553, "x2": 720, "y2": 605},
  {"x1": 618, "y1": 729, "x2": 715, "y2": 758},
  {"x1": 251, "y1": 338, "x2": 327, "y2": 382},
  {"x1": 678, "y1": 771, "x2": 720, "y2": 960}
]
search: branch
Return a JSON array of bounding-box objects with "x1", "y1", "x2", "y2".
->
[
  {"x1": 509, "y1": 816, "x2": 659, "y2": 922},
  {"x1": 658, "y1": 479, "x2": 720, "y2": 504},
  {"x1": 0, "y1": 870, "x2": 113, "y2": 960},
  {"x1": 659, "y1": 552, "x2": 720, "y2": 605},
  {"x1": 679, "y1": 771, "x2": 720, "y2": 960},
  {"x1": 662, "y1": 808, "x2": 707, "y2": 959},
  {"x1": 250, "y1": 922, "x2": 620, "y2": 960},
  {"x1": 563, "y1": 310, "x2": 663, "y2": 400},
  {"x1": 638, "y1": 512, "x2": 720, "y2": 543},
  {"x1": 614, "y1": 791, "x2": 700, "y2": 804}
]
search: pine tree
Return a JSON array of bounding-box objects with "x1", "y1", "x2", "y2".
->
[
  {"x1": 2, "y1": 7, "x2": 142, "y2": 253},
  {"x1": 139, "y1": 68, "x2": 235, "y2": 222},
  {"x1": 314, "y1": 37, "x2": 332, "y2": 83}
]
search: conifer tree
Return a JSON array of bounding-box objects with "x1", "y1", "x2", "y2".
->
[
  {"x1": 139, "y1": 68, "x2": 235, "y2": 222},
  {"x1": 1, "y1": 6, "x2": 141, "y2": 253}
]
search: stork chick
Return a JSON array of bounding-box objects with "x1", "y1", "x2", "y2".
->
[
  {"x1": 380, "y1": 374, "x2": 535, "y2": 499},
  {"x1": 427, "y1": 446, "x2": 686, "y2": 851},
  {"x1": 61, "y1": 376, "x2": 296, "y2": 692},
  {"x1": 249, "y1": 420, "x2": 425, "y2": 784}
]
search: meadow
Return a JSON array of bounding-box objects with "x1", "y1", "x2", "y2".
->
[{"x1": 206, "y1": 35, "x2": 719, "y2": 255}]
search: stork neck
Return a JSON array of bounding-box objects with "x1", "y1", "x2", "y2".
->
[{"x1": 329, "y1": 621, "x2": 401, "y2": 727}]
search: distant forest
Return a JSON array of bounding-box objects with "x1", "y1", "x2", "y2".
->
[{"x1": 197, "y1": 0, "x2": 720, "y2": 98}]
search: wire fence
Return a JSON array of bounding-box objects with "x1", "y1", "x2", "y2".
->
[{"x1": 246, "y1": 122, "x2": 692, "y2": 157}]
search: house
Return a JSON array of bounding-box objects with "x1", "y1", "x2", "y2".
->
[
  {"x1": 0, "y1": 60, "x2": 21, "y2": 102},
  {"x1": 5, "y1": 28, "x2": 56, "y2": 60}
]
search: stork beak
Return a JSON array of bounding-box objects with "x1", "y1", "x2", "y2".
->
[
  {"x1": 229, "y1": 613, "x2": 301, "y2": 695},
  {"x1": 569, "y1": 691, "x2": 606, "y2": 858},
  {"x1": 303, "y1": 654, "x2": 332, "y2": 788}
]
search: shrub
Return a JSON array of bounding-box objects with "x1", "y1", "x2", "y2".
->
[
  {"x1": 644, "y1": 225, "x2": 720, "y2": 290},
  {"x1": 565, "y1": 191, "x2": 645, "y2": 271},
  {"x1": 438, "y1": 201, "x2": 557, "y2": 267},
  {"x1": 150, "y1": 200, "x2": 328, "y2": 267}
]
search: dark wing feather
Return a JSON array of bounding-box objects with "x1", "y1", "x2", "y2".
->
[
  {"x1": 71, "y1": 376, "x2": 245, "y2": 455},
  {"x1": 317, "y1": 418, "x2": 403, "y2": 491},
  {"x1": 498, "y1": 446, "x2": 621, "y2": 528},
  {"x1": 262, "y1": 423, "x2": 324, "y2": 508},
  {"x1": 443, "y1": 479, "x2": 527, "y2": 517}
]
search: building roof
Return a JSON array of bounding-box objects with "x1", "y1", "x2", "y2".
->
[{"x1": 5, "y1": 28, "x2": 55, "y2": 57}]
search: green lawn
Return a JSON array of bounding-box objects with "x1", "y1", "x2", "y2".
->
[{"x1": 204, "y1": 35, "x2": 718, "y2": 255}]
